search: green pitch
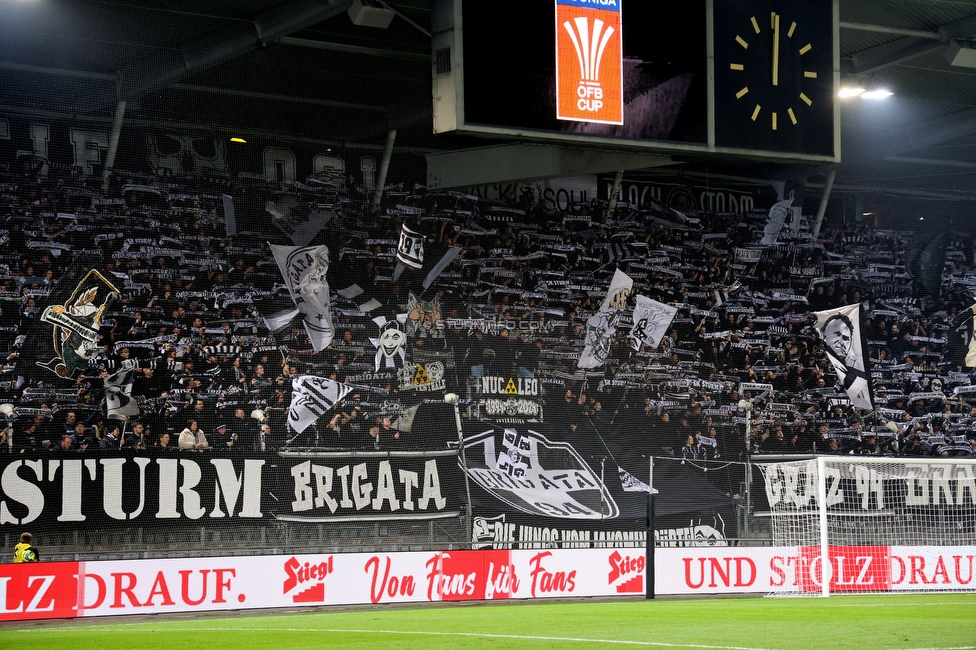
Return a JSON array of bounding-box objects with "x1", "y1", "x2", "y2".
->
[{"x1": 3, "y1": 594, "x2": 975, "y2": 649}]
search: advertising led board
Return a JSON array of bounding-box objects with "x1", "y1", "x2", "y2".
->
[
  {"x1": 554, "y1": 0, "x2": 623, "y2": 125},
  {"x1": 431, "y1": 0, "x2": 838, "y2": 163}
]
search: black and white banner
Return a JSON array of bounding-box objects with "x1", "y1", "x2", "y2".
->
[
  {"x1": 279, "y1": 451, "x2": 461, "y2": 521},
  {"x1": 0, "y1": 452, "x2": 465, "y2": 528},
  {"x1": 288, "y1": 375, "x2": 354, "y2": 433},
  {"x1": 462, "y1": 427, "x2": 620, "y2": 519},
  {"x1": 579, "y1": 269, "x2": 632, "y2": 369},
  {"x1": 395, "y1": 223, "x2": 425, "y2": 270},
  {"x1": 813, "y1": 303, "x2": 873, "y2": 410},
  {"x1": 760, "y1": 198, "x2": 792, "y2": 246},
  {"x1": 629, "y1": 295, "x2": 678, "y2": 351},
  {"x1": 759, "y1": 459, "x2": 976, "y2": 512},
  {"x1": 271, "y1": 244, "x2": 335, "y2": 352},
  {"x1": 948, "y1": 302, "x2": 976, "y2": 368},
  {"x1": 104, "y1": 359, "x2": 140, "y2": 421},
  {"x1": 0, "y1": 454, "x2": 268, "y2": 528}
]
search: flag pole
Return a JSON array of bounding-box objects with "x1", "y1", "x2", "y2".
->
[
  {"x1": 646, "y1": 455, "x2": 655, "y2": 600},
  {"x1": 445, "y1": 393, "x2": 473, "y2": 544}
]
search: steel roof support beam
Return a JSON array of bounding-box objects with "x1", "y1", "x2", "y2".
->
[
  {"x1": 849, "y1": 38, "x2": 942, "y2": 74},
  {"x1": 103, "y1": 100, "x2": 127, "y2": 191},
  {"x1": 374, "y1": 129, "x2": 397, "y2": 210},
  {"x1": 811, "y1": 169, "x2": 836, "y2": 239},
  {"x1": 845, "y1": 14, "x2": 976, "y2": 75},
  {"x1": 839, "y1": 21, "x2": 941, "y2": 40},
  {"x1": 115, "y1": 1, "x2": 353, "y2": 105},
  {"x1": 279, "y1": 36, "x2": 428, "y2": 60}
]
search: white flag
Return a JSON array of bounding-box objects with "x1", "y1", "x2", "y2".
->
[
  {"x1": 578, "y1": 311, "x2": 618, "y2": 369},
  {"x1": 600, "y1": 268, "x2": 634, "y2": 312},
  {"x1": 629, "y1": 296, "x2": 678, "y2": 351},
  {"x1": 392, "y1": 403, "x2": 420, "y2": 434},
  {"x1": 287, "y1": 375, "x2": 354, "y2": 433},
  {"x1": 618, "y1": 466, "x2": 657, "y2": 493},
  {"x1": 395, "y1": 223, "x2": 425, "y2": 269},
  {"x1": 813, "y1": 303, "x2": 873, "y2": 410},
  {"x1": 104, "y1": 359, "x2": 140, "y2": 421},
  {"x1": 760, "y1": 198, "x2": 792, "y2": 246},
  {"x1": 271, "y1": 244, "x2": 335, "y2": 352}
]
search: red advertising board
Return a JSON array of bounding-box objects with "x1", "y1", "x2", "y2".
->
[
  {"x1": 0, "y1": 561, "x2": 79, "y2": 621},
  {"x1": 555, "y1": 0, "x2": 623, "y2": 125},
  {"x1": 796, "y1": 545, "x2": 892, "y2": 593}
]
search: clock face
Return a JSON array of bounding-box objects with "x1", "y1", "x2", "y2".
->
[{"x1": 714, "y1": 0, "x2": 834, "y2": 157}]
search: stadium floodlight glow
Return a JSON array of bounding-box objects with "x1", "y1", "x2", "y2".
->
[
  {"x1": 229, "y1": 137, "x2": 247, "y2": 143},
  {"x1": 861, "y1": 89, "x2": 893, "y2": 99},
  {"x1": 838, "y1": 86, "x2": 865, "y2": 98}
]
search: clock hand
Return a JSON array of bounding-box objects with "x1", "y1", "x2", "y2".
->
[{"x1": 772, "y1": 12, "x2": 780, "y2": 87}]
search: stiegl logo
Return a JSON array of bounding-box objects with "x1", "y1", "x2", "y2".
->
[
  {"x1": 608, "y1": 551, "x2": 645, "y2": 593},
  {"x1": 283, "y1": 556, "x2": 333, "y2": 603},
  {"x1": 562, "y1": 16, "x2": 615, "y2": 113}
]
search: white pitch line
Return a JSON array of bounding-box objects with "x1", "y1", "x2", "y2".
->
[
  {"x1": 12, "y1": 626, "x2": 780, "y2": 650},
  {"x1": 768, "y1": 601, "x2": 976, "y2": 608},
  {"x1": 886, "y1": 647, "x2": 976, "y2": 650}
]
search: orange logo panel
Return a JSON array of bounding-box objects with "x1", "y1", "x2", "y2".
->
[{"x1": 555, "y1": 1, "x2": 623, "y2": 125}]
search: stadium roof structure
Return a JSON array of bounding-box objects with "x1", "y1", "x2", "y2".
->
[{"x1": 4, "y1": 0, "x2": 976, "y2": 223}]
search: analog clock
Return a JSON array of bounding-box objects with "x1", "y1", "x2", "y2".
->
[{"x1": 714, "y1": 0, "x2": 834, "y2": 158}]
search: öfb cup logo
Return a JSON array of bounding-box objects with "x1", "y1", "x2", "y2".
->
[{"x1": 555, "y1": 0, "x2": 623, "y2": 125}]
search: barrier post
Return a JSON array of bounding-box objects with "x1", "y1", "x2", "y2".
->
[{"x1": 646, "y1": 456, "x2": 655, "y2": 599}]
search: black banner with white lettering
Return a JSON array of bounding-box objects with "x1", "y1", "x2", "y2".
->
[
  {"x1": 460, "y1": 422, "x2": 739, "y2": 543},
  {"x1": 273, "y1": 450, "x2": 462, "y2": 522},
  {"x1": 0, "y1": 450, "x2": 463, "y2": 529},
  {"x1": 0, "y1": 452, "x2": 268, "y2": 529}
]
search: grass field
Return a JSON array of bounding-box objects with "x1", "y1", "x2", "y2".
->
[{"x1": 3, "y1": 594, "x2": 976, "y2": 650}]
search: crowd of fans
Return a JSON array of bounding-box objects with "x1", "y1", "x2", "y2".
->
[{"x1": 1, "y1": 154, "x2": 976, "y2": 461}]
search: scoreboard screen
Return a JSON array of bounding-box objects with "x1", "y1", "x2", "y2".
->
[{"x1": 432, "y1": 0, "x2": 838, "y2": 164}]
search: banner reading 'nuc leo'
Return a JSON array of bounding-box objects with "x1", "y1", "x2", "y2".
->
[{"x1": 555, "y1": 0, "x2": 623, "y2": 125}]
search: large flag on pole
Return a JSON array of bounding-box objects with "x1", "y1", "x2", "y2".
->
[
  {"x1": 104, "y1": 359, "x2": 140, "y2": 421},
  {"x1": 392, "y1": 221, "x2": 462, "y2": 290},
  {"x1": 288, "y1": 375, "x2": 354, "y2": 433},
  {"x1": 629, "y1": 296, "x2": 678, "y2": 351},
  {"x1": 760, "y1": 198, "x2": 792, "y2": 246},
  {"x1": 579, "y1": 268, "x2": 632, "y2": 369},
  {"x1": 270, "y1": 244, "x2": 335, "y2": 352},
  {"x1": 599, "y1": 268, "x2": 634, "y2": 312},
  {"x1": 906, "y1": 230, "x2": 948, "y2": 301},
  {"x1": 948, "y1": 302, "x2": 976, "y2": 368},
  {"x1": 813, "y1": 303, "x2": 873, "y2": 410}
]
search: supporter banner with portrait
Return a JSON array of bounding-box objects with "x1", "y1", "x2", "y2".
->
[{"x1": 813, "y1": 303, "x2": 873, "y2": 410}]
